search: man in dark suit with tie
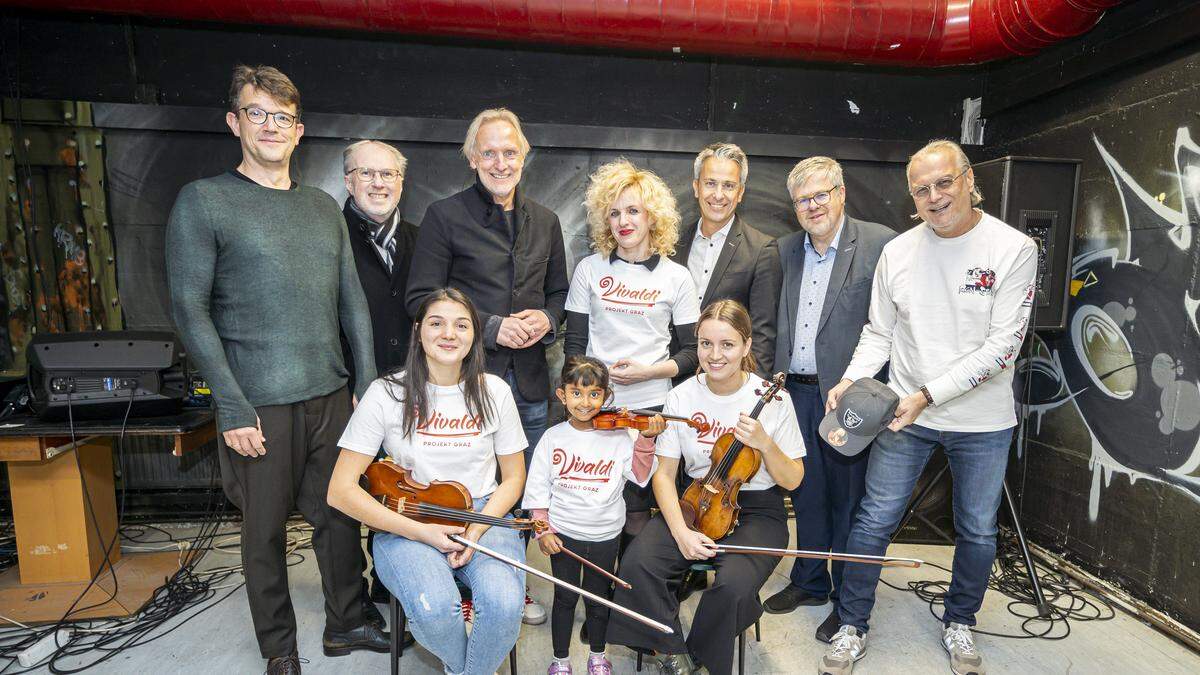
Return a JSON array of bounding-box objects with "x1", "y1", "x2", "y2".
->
[
  {"x1": 762, "y1": 156, "x2": 895, "y2": 642},
  {"x1": 672, "y1": 142, "x2": 782, "y2": 378}
]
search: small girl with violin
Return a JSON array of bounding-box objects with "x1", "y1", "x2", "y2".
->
[
  {"x1": 522, "y1": 355, "x2": 666, "y2": 675},
  {"x1": 328, "y1": 288, "x2": 529, "y2": 675},
  {"x1": 606, "y1": 300, "x2": 807, "y2": 675}
]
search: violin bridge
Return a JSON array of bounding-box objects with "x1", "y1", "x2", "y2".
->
[{"x1": 703, "y1": 484, "x2": 719, "y2": 495}]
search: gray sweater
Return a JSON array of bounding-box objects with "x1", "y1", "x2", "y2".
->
[{"x1": 165, "y1": 172, "x2": 375, "y2": 432}]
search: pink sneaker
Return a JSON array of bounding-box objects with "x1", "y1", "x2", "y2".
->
[
  {"x1": 547, "y1": 661, "x2": 572, "y2": 674},
  {"x1": 586, "y1": 653, "x2": 612, "y2": 675}
]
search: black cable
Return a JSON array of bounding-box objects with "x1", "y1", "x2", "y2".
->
[{"x1": 879, "y1": 527, "x2": 1115, "y2": 640}]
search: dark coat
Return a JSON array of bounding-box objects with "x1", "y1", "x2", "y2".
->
[
  {"x1": 405, "y1": 179, "x2": 568, "y2": 402},
  {"x1": 341, "y1": 199, "x2": 419, "y2": 390},
  {"x1": 671, "y1": 217, "x2": 783, "y2": 379},
  {"x1": 773, "y1": 216, "x2": 896, "y2": 403}
]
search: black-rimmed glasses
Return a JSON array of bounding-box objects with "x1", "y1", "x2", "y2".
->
[
  {"x1": 793, "y1": 185, "x2": 841, "y2": 210},
  {"x1": 239, "y1": 106, "x2": 298, "y2": 129}
]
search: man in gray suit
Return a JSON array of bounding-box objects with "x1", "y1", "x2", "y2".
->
[{"x1": 762, "y1": 156, "x2": 895, "y2": 642}]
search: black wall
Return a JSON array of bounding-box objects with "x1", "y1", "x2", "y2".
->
[
  {"x1": 984, "y1": 2, "x2": 1200, "y2": 632},
  {"x1": 1, "y1": 12, "x2": 977, "y2": 139}
]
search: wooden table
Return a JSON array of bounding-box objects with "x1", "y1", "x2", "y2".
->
[{"x1": 0, "y1": 408, "x2": 215, "y2": 623}]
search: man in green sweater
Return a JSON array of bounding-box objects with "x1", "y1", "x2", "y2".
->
[{"x1": 165, "y1": 65, "x2": 387, "y2": 674}]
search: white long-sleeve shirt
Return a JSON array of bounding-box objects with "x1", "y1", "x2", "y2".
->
[{"x1": 842, "y1": 212, "x2": 1037, "y2": 432}]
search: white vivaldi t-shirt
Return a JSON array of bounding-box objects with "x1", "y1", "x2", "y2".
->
[
  {"x1": 565, "y1": 252, "x2": 701, "y2": 408},
  {"x1": 521, "y1": 422, "x2": 655, "y2": 542},
  {"x1": 656, "y1": 374, "x2": 806, "y2": 491},
  {"x1": 338, "y1": 373, "x2": 527, "y2": 498}
]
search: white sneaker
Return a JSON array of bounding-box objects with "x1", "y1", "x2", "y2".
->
[
  {"x1": 523, "y1": 593, "x2": 547, "y2": 625},
  {"x1": 942, "y1": 622, "x2": 986, "y2": 675},
  {"x1": 818, "y1": 625, "x2": 866, "y2": 675}
]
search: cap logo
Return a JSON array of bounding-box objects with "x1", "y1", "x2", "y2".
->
[{"x1": 842, "y1": 409, "x2": 864, "y2": 429}]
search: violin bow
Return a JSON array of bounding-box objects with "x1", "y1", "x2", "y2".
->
[
  {"x1": 557, "y1": 545, "x2": 632, "y2": 590},
  {"x1": 449, "y1": 535, "x2": 672, "y2": 634},
  {"x1": 706, "y1": 543, "x2": 923, "y2": 568}
]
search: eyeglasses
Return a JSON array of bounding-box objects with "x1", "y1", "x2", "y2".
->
[
  {"x1": 910, "y1": 167, "x2": 969, "y2": 200},
  {"x1": 239, "y1": 106, "x2": 298, "y2": 129},
  {"x1": 792, "y1": 185, "x2": 841, "y2": 210},
  {"x1": 347, "y1": 168, "x2": 401, "y2": 183}
]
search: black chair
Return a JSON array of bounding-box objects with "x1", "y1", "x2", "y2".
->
[
  {"x1": 388, "y1": 591, "x2": 518, "y2": 675},
  {"x1": 633, "y1": 562, "x2": 762, "y2": 674}
]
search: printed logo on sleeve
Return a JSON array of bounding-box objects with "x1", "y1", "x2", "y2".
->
[{"x1": 959, "y1": 267, "x2": 996, "y2": 295}]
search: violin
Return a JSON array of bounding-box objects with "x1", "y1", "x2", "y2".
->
[
  {"x1": 362, "y1": 459, "x2": 672, "y2": 634},
  {"x1": 364, "y1": 460, "x2": 547, "y2": 534},
  {"x1": 678, "y1": 373, "x2": 786, "y2": 542},
  {"x1": 591, "y1": 408, "x2": 710, "y2": 434}
]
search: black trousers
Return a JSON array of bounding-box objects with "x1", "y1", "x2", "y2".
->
[
  {"x1": 216, "y1": 386, "x2": 366, "y2": 658},
  {"x1": 548, "y1": 533, "x2": 620, "y2": 658},
  {"x1": 606, "y1": 490, "x2": 788, "y2": 675}
]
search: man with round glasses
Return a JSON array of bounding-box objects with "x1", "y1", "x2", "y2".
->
[
  {"x1": 817, "y1": 140, "x2": 1037, "y2": 675},
  {"x1": 341, "y1": 140, "x2": 419, "y2": 379},
  {"x1": 764, "y1": 157, "x2": 894, "y2": 643},
  {"x1": 166, "y1": 65, "x2": 387, "y2": 674}
]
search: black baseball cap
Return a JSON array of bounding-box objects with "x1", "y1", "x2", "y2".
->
[{"x1": 818, "y1": 378, "x2": 900, "y2": 457}]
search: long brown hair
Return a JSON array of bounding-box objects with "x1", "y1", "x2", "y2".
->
[
  {"x1": 384, "y1": 288, "x2": 495, "y2": 437},
  {"x1": 695, "y1": 299, "x2": 757, "y2": 375}
]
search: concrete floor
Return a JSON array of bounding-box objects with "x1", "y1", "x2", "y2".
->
[{"x1": 23, "y1": 522, "x2": 1200, "y2": 674}]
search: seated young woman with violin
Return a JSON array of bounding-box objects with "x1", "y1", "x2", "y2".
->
[
  {"x1": 564, "y1": 159, "x2": 701, "y2": 540},
  {"x1": 327, "y1": 288, "x2": 529, "y2": 675},
  {"x1": 522, "y1": 355, "x2": 667, "y2": 675},
  {"x1": 605, "y1": 299, "x2": 807, "y2": 675}
]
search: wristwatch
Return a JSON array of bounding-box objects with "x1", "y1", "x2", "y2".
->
[{"x1": 919, "y1": 385, "x2": 934, "y2": 406}]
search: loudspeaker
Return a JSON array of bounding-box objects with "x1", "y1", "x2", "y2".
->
[
  {"x1": 26, "y1": 331, "x2": 186, "y2": 420},
  {"x1": 892, "y1": 450, "x2": 957, "y2": 545},
  {"x1": 972, "y1": 156, "x2": 1080, "y2": 331}
]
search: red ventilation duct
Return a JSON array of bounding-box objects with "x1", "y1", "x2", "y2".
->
[{"x1": 6, "y1": 0, "x2": 1123, "y2": 66}]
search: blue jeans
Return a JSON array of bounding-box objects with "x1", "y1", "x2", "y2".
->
[
  {"x1": 838, "y1": 423, "x2": 1014, "y2": 632},
  {"x1": 373, "y1": 498, "x2": 526, "y2": 675},
  {"x1": 503, "y1": 369, "x2": 547, "y2": 469},
  {"x1": 785, "y1": 382, "x2": 869, "y2": 602}
]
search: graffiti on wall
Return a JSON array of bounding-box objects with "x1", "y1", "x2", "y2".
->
[{"x1": 1019, "y1": 126, "x2": 1200, "y2": 520}]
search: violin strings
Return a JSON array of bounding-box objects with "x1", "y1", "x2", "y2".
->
[{"x1": 379, "y1": 496, "x2": 523, "y2": 529}]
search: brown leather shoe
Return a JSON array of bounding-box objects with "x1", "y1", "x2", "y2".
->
[{"x1": 266, "y1": 652, "x2": 301, "y2": 675}]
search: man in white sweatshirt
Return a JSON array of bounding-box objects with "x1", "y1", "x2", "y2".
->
[{"x1": 818, "y1": 140, "x2": 1037, "y2": 675}]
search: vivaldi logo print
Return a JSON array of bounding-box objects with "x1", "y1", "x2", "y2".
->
[
  {"x1": 551, "y1": 448, "x2": 614, "y2": 483},
  {"x1": 691, "y1": 412, "x2": 736, "y2": 445},
  {"x1": 598, "y1": 275, "x2": 661, "y2": 307},
  {"x1": 416, "y1": 411, "x2": 482, "y2": 438}
]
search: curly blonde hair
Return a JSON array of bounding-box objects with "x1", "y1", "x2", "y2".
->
[{"x1": 583, "y1": 159, "x2": 680, "y2": 257}]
